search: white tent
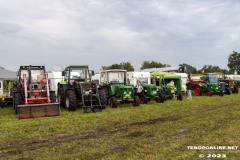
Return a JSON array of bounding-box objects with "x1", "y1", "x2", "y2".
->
[{"x1": 0, "y1": 67, "x2": 17, "y2": 96}]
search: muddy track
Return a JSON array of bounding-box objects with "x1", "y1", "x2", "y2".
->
[{"x1": 0, "y1": 103, "x2": 233, "y2": 157}]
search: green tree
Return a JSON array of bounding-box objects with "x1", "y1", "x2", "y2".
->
[
  {"x1": 102, "y1": 62, "x2": 134, "y2": 71},
  {"x1": 228, "y1": 51, "x2": 240, "y2": 74},
  {"x1": 200, "y1": 65, "x2": 229, "y2": 74},
  {"x1": 140, "y1": 61, "x2": 170, "y2": 70}
]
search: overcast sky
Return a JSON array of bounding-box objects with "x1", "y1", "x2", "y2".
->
[{"x1": 0, "y1": 0, "x2": 240, "y2": 72}]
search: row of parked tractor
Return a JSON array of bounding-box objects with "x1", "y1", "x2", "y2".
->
[{"x1": 11, "y1": 65, "x2": 239, "y2": 119}]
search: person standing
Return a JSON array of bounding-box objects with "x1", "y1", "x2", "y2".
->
[
  {"x1": 186, "y1": 79, "x2": 192, "y2": 100},
  {"x1": 136, "y1": 80, "x2": 143, "y2": 96}
]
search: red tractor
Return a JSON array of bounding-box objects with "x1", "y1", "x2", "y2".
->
[{"x1": 13, "y1": 66, "x2": 60, "y2": 119}]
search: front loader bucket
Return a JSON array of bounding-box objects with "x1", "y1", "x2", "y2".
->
[{"x1": 17, "y1": 103, "x2": 60, "y2": 119}]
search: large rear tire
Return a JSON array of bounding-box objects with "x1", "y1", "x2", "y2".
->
[
  {"x1": 233, "y1": 85, "x2": 239, "y2": 94},
  {"x1": 65, "y1": 90, "x2": 77, "y2": 111},
  {"x1": 99, "y1": 87, "x2": 108, "y2": 105},
  {"x1": 13, "y1": 92, "x2": 23, "y2": 114},
  {"x1": 50, "y1": 91, "x2": 56, "y2": 103},
  {"x1": 195, "y1": 86, "x2": 202, "y2": 96},
  {"x1": 57, "y1": 85, "x2": 65, "y2": 107}
]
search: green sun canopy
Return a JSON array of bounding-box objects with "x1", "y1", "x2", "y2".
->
[{"x1": 150, "y1": 71, "x2": 181, "y2": 79}]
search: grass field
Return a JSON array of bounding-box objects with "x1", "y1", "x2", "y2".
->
[{"x1": 0, "y1": 94, "x2": 240, "y2": 160}]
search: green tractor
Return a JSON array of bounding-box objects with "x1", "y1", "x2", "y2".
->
[
  {"x1": 98, "y1": 69, "x2": 140, "y2": 108},
  {"x1": 194, "y1": 73, "x2": 224, "y2": 96},
  {"x1": 57, "y1": 65, "x2": 105, "y2": 112},
  {"x1": 150, "y1": 71, "x2": 183, "y2": 101},
  {"x1": 127, "y1": 72, "x2": 165, "y2": 103}
]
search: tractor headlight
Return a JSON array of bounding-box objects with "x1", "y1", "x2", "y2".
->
[
  {"x1": 129, "y1": 91, "x2": 132, "y2": 94},
  {"x1": 124, "y1": 91, "x2": 126, "y2": 94},
  {"x1": 157, "y1": 89, "x2": 159, "y2": 91},
  {"x1": 145, "y1": 89, "x2": 147, "y2": 92}
]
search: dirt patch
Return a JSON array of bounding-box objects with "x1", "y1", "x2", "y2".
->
[
  {"x1": 108, "y1": 144, "x2": 126, "y2": 151},
  {"x1": 125, "y1": 131, "x2": 145, "y2": 138},
  {"x1": 0, "y1": 115, "x2": 189, "y2": 157},
  {"x1": 130, "y1": 116, "x2": 181, "y2": 127}
]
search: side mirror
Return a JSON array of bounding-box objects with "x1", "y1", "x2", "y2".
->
[
  {"x1": 62, "y1": 71, "x2": 66, "y2": 76},
  {"x1": 91, "y1": 70, "x2": 94, "y2": 76}
]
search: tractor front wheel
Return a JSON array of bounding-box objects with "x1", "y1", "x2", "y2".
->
[
  {"x1": 65, "y1": 90, "x2": 77, "y2": 111},
  {"x1": 110, "y1": 97, "x2": 117, "y2": 108},
  {"x1": 156, "y1": 93, "x2": 165, "y2": 103},
  {"x1": 219, "y1": 91, "x2": 224, "y2": 96},
  {"x1": 133, "y1": 96, "x2": 140, "y2": 107},
  {"x1": 139, "y1": 94, "x2": 147, "y2": 104},
  {"x1": 207, "y1": 91, "x2": 212, "y2": 97}
]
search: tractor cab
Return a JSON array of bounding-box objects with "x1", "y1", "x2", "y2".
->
[
  {"x1": 61, "y1": 65, "x2": 91, "y2": 84},
  {"x1": 18, "y1": 66, "x2": 45, "y2": 84},
  {"x1": 100, "y1": 70, "x2": 126, "y2": 84}
]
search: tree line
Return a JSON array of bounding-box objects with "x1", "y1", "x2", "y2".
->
[{"x1": 102, "y1": 51, "x2": 240, "y2": 74}]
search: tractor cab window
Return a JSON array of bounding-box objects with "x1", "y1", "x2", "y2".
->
[
  {"x1": 100, "y1": 72, "x2": 106, "y2": 83},
  {"x1": 208, "y1": 74, "x2": 218, "y2": 83},
  {"x1": 70, "y1": 68, "x2": 89, "y2": 82},
  {"x1": 138, "y1": 78, "x2": 148, "y2": 84},
  {"x1": 202, "y1": 74, "x2": 218, "y2": 83},
  {"x1": 154, "y1": 76, "x2": 162, "y2": 86},
  {"x1": 108, "y1": 72, "x2": 124, "y2": 83},
  {"x1": 31, "y1": 70, "x2": 44, "y2": 82},
  {"x1": 20, "y1": 70, "x2": 29, "y2": 81}
]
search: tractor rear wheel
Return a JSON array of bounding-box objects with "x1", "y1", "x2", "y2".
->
[
  {"x1": 195, "y1": 86, "x2": 202, "y2": 96},
  {"x1": 50, "y1": 91, "x2": 56, "y2": 103},
  {"x1": 13, "y1": 92, "x2": 23, "y2": 114},
  {"x1": 133, "y1": 96, "x2": 140, "y2": 107},
  {"x1": 57, "y1": 86, "x2": 65, "y2": 107},
  {"x1": 65, "y1": 90, "x2": 77, "y2": 111},
  {"x1": 99, "y1": 88, "x2": 108, "y2": 105},
  {"x1": 233, "y1": 85, "x2": 239, "y2": 94},
  {"x1": 109, "y1": 97, "x2": 117, "y2": 108}
]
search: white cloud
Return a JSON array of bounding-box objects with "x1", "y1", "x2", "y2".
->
[{"x1": 0, "y1": 0, "x2": 240, "y2": 71}]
